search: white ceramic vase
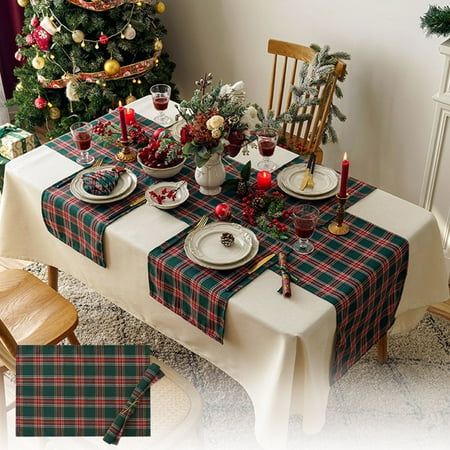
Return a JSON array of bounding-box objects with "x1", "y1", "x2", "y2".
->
[{"x1": 195, "y1": 152, "x2": 226, "y2": 196}]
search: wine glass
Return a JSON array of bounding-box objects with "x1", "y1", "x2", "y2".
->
[
  {"x1": 256, "y1": 128, "x2": 278, "y2": 172},
  {"x1": 292, "y1": 204, "x2": 320, "y2": 254},
  {"x1": 70, "y1": 122, "x2": 94, "y2": 165},
  {"x1": 150, "y1": 84, "x2": 171, "y2": 125}
]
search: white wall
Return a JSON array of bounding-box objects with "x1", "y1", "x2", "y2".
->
[{"x1": 163, "y1": 0, "x2": 447, "y2": 204}]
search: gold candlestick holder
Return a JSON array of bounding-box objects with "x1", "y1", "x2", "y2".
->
[
  {"x1": 328, "y1": 194, "x2": 350, "y2": 236},
  {"x1": 115, "y1": 139, "x2": 137, "y2": 163}
]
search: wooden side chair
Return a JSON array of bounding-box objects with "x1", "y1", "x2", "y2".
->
[
  {"x1": 267, "y1": 39, "x2": 347, "y2": 164},
  {"x1": 0, "y1": 269, "x2": 80, "y2": 447}
]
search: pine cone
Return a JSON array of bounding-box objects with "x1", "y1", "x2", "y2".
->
[
  {"x1": 236, "y1": 180, "x2": 248, "y2": 197},
  {"x1": 221, "y1": 232, "x2": 235, "y2": 247},
  {"x1": 251, "y1": 195, "x2": 267, "y2": 211}
]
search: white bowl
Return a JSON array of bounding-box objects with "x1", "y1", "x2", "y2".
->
[
  {"x1": 137, "y1": 154, "x2": 185, "y2": 179},
  {"x1": 145, "y1": 181, "x2": 189, "y2": 210}
]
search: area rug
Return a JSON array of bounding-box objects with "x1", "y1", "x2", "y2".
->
[{"x1": 26, "y1": 264, "x2": 450, "y2": 450}]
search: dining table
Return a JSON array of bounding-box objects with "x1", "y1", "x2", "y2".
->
[{"x1": 0, "y1": 95, "x2": 448, "y2": 449}]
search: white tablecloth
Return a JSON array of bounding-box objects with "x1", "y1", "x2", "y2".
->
[{"x1": 0, "y1": 96, "x2": 448, "y2": 448}]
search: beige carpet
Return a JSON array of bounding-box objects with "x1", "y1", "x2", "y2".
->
[{"x1": 27, "y1": 264, "x2": 450, "y2": 450}]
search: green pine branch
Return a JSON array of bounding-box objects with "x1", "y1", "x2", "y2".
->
[{"x1": 421, "y1": 5, "x2": 450, "y2": 37}]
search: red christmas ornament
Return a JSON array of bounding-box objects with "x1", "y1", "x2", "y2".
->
[
  {"x1": 32, "y1": 25, "x2": 52, "y2": 51},
  {"x1": 14, "y1": 49, "x2": 25, "y2": 63},
  {"x1": 25, "y1": 33, "x2": 35, "y2": 46},
  {"x1": 99, "y1": 33, "x2": 109, "y2": 45},
  {"x1": 34, "y1": 96, "x2": 48, "y2": 110},
  {"x1": 215, "y1": 203, "x2": 232, "y2": 221},
  {"x1": 31, "y1": 16, "x2": 40, "y2": 28}
]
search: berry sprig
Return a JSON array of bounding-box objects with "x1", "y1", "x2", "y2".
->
[{"x1": 149, "y1": 188, "x2": 177, "y2": 205}]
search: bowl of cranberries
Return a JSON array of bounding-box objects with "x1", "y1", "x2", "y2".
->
[{"x1": 137, "y1": 128, "x2": 185, "y2": 179}]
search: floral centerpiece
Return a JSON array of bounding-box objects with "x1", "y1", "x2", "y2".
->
[{"x1": 177, "y1": 74, "x2": 253, "y2": 165}]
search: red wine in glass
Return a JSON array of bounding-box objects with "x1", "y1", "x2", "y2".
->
[
  {"x1": 153, "y1": 96, "x2": 169, "y2": 111},
  {"x1": 73, "y1": 131, "x2": 91, "y2": 150},
  {"x1": 258, "y1": 140, "x2": 276, "y2": 157},
  {"x1": 295, "y1": 220, "x2": 315, "y2": 239},
  {"x1": 70, "y1": 122, "x2": 94, "y2": 165},
  {"x1": 151, "y1": 84, "x2": 172, "y2": 125},
  {"x1": 292, "y1": 205, "x2": 320, "y2": 254}
]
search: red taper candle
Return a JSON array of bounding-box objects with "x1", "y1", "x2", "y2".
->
[
  {"x1": 118, "y1": 101, "x2": 128, "y2": 141},
  {"x1": 339, "y1": 152, "x2": 349, "y2": 197}
]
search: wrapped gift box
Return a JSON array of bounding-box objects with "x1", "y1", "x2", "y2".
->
[
  {"x1": 0, "y1": 154, "x2": 9, "y2": 191},
  {"x1": 0, "y1": 124, "x2": 39, "y2": 160}
]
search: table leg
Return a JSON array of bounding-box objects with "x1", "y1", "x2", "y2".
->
[
  {"x1": 376, "y1": 334, "x2": 388, "y2": 363},
  {"x1": 47, "y1": 265, "x2": 58, "y2": 291}
]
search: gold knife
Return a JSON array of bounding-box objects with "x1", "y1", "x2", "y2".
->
[{"x1": 247, "y1": 253, "x2": 276, "y2": 274}]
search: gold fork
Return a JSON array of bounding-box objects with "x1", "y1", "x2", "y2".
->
[
  {"x1": 188, "y1": 215, "x2": 208, "y2": 235},
  {"x1": 92, "y1": 157, "x2": 104, "y2": 168}
]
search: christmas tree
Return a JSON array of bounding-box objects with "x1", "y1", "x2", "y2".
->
[{"x1": 11, "y1": 0, "x2": 176, "y2": 138}]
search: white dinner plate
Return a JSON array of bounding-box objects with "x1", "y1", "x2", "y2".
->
[
  {"x1": 279, "y1": 164, "x2": 338, "y2": 196},
  {"x1": 185, "y1": 223, "x2": 259, "y2": 270},
  {"x1": 187, "y1": 222, "x2": 253, "y2": 265},
  {"x1": 277, "y1": 172, "x2": 339, "y2": 201},
  {"x1": 73, "y1": 165, "x2": 133, "y2": 200},
  {"x1": 70, "y1": 166, "x2": 138, "y2": 204}
]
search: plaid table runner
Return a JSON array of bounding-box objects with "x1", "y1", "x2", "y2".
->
[
  {"x1": 148, "y1": 157, "x2": 409, "y2": 379},
  {"x1": 103, "y1": 362, "x2": 164, "y2": 445},
  {"x1": 42, "y1": 112, "x2": 159, "y2": 267},
  {"x1": 16, "y1": 345, "x2": 153, "y2": 437}
]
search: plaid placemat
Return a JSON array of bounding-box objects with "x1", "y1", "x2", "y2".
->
[
  {"x1": 42, "y1": 112, "x2": 159, "y2": 267},
  {"x1": 148, "y1": 157, "x2": 409, "y2": 379},
  {"x1": 103, "y1": 362, "x2": 164, "y2": 445},
  {"x1": 16, "y1": 345, "x2": 153, "y2": 437}
]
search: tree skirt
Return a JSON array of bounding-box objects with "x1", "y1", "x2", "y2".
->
[{"x1": 26, "y1": 263, "x2": 450, "y2": 450}]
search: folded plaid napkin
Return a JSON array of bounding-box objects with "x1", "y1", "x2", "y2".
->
[
  {"x1": 103, "y1": 363, "x2": 164, "y2": 445},
  {"x1": 82, "y1": 166, "x2": 126, "y2": 196}
]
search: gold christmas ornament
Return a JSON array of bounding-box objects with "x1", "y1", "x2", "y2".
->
[
  {"x1": 49, "y1": 106, "x2": 61, "y2": 120},
  {"x1": 155, "y1": 1, "x2": 166, "y2": 14},
  {"x1": 126, "y1": 94, "x2": 137, "y2": 104},
  {"x1": 72, "y1": 30, "x2": 85, "y2": 44},
  {"x1": 104, "y1": 58, "x2": 121, "y2": 75},
  {"x1": 154, "y1": 38, "x2": 163, "y2": 51},
  {"x1": 32, "y1": 55, "x2": 46, "y2": 70},
  {"x1": 17, "y1": 0, "x2": 29, "y2": 7}
]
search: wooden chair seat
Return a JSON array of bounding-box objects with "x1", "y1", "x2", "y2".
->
[{"x1": 0, "y1": 269, "x2": 79, "y2": 347}]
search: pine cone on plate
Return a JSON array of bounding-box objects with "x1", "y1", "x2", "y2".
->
[{"x1": 221, "y1": 232, "x2": 235, "y2": 247}]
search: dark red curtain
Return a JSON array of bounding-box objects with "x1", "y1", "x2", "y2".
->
[{"x1": 0, "y1": 1, "x2": 24, "y2": 99}]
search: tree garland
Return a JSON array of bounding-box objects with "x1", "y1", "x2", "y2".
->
[
  {"x1": 421, "y1": 5, "x2": 450, "y2": 37},
  {"x1": 67, "y1": 0, "x2": 154, "y2": 11}
]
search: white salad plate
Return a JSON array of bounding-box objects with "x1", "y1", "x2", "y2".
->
[
  {"x1": 279, "y1": 164, "x2": 338, "y2": 196},
  {"x1": 185, "y1": 222, "x2": 259, "y2": 270},
  {"x1": 145, "y1": 181, "x2": 189, "y2": 210}
]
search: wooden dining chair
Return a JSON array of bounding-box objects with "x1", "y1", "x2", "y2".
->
[
  {"x1": 0, "y1": 269, "x2": 80, "y2": 447},
  {"x1": 267, "y1": 39, "x2": 347, "y2": 164}
]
